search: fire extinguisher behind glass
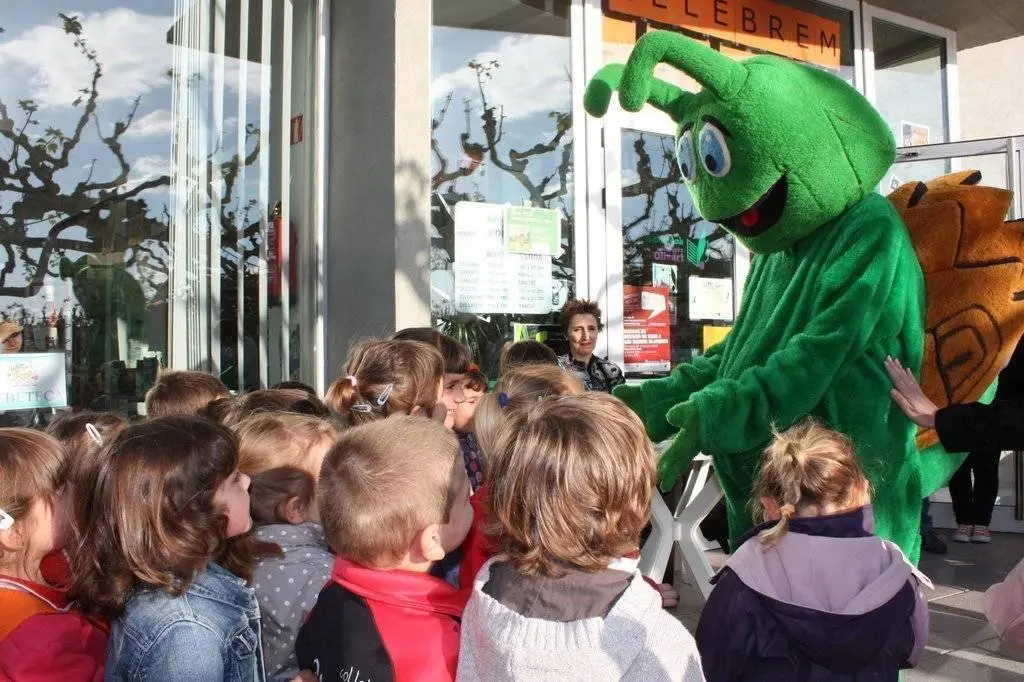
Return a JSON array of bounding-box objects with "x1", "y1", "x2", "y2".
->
[{"x1": 268, "y1": 202, "x2": 299, "y2": 306}]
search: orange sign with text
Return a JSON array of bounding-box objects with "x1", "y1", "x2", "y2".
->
[{"x1": 606, "y1": 0, "x2": 841, "y2": 69}]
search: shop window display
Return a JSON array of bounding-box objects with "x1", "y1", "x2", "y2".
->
[{"x1": 430, "y1": 0, "x2": 575, "y2": 375}]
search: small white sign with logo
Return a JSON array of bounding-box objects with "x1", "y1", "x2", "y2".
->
[{"x1": 0, "y1": 352, "x2": 68, "y2": 410}]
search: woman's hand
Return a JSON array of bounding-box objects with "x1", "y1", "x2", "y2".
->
[{"x1": 884, "y1": 356, "x2": 938, "y2": 428}]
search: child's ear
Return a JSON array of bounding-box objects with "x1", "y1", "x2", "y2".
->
[
  {"x1": 854, "y1": 478, "x2": 872, "y2": 506},
  {"x1": 0, "y1": 521, "x2": 26, "y2": 551},
  {"x1": 430, "y1": 403, "x2": 449, "y2": 424},
  {"x1": 281, "y1": 497, "x2": 308, "y2": 525},
  {"x1": 760, "y1": 496, "x2": 782, "y2": 521},
  {"x1": 416, "y1": 522, "x2": 447, "y2": 563}
]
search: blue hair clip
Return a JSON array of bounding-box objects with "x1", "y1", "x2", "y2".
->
[{"x1": 497, "y1": 392, "x2": 510, "y2": 408}]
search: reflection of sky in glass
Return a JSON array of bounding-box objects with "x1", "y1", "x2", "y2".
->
[
  {"x1": 0, "y1": 2, "x2": 266, "y2": 315},
  {"x1": 431, "y1": 27, "x2": 572, "y2": 201},
  {"x1": 430, "y1": 25, "x2": 573, "y2": 314}
]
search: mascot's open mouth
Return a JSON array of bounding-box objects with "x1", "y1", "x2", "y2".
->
[{"x1": 720, "y1": 175, "x2": 788, "y2": 237}]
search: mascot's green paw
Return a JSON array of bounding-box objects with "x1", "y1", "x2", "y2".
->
[
  {"x1": 658, "y1": 402, "x2": 700, "y2": 491},
  {"x1": 613, "y1": 382, "x2": 646, "y2": 423}
]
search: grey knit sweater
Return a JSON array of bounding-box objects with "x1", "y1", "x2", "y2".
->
[{"x1": 456, "y1": 560, "x2": 705, "y2": 681}]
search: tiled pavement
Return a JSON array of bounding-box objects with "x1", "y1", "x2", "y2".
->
[{"x1": 670, "y1": 531, "x2": 1024, "y2": 680}]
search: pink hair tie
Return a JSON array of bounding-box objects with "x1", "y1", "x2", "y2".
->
[{"x1": 347, "y1": 375, "x2": 358, "y2": 388}]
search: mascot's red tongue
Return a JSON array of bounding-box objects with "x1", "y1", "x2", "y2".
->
[{"x1": 740, "y1": 208, "x2": 760, "y2": 228}]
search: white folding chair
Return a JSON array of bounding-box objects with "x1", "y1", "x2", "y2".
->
[{"x1": 639, "y1": 448, "x2": 723, "y2": 601}]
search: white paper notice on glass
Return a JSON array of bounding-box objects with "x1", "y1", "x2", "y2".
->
[
  {"x1": 688, "y1": 276, "x2": 734, "y2": 322},
  {"x1": 453, "y1": 202, "x2": 552, "y2": 315}
]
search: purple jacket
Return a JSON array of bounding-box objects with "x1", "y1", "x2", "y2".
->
[{"x1": 696, "y1": 506, "x2": 930, "y2": 682}]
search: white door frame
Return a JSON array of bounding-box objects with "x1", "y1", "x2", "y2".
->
[{"x1": 601, "y1": 108, "x2": 677, "y2": 370}]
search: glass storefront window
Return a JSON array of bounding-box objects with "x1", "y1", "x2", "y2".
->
[
  {"x1": 871, "y1": 17, "x2": 952, "y2": 192},
  {"x1": 620, "y1": 129, "x2": 734, "y2": 376},
  {"x1": 430, "y1": 0, "x2": 574, "y2": 375},
  {"x1": 0, "y1": 2, "x2": 316, "y2": 421},
  {"x1": 872, "y1": 19, "x2": 949, "y2": 147}
]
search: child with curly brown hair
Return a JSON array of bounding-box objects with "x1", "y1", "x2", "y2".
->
[
  {"x1": 457, "y1": 393, "x2": 703, "y2": 681},
  {"x1": 458, "y1": 364, "x2": 584, "y2": 590}
]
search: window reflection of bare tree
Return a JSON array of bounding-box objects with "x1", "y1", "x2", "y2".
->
[
  {"x1": 621, "y1": 132, "x2": 732, "y2": 285},
  {"x1": 620, "y1": 130, "x2": 735, "y2": 362},
  {"x1": 0, "y1": 14, "x2": 261, "y2": 404},
  {"x1": 430, "y1": 58, "x2": 574, "y2": 370}
]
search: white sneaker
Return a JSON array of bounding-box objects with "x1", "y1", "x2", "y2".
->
[
  {"x1": 971, "y1": 526, "x2": 992, "y2": 543},
  {"x1": 952, "y1": 524, "x2": 973, "y2": 542}
]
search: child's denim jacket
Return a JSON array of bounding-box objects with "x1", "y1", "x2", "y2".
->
[{"x1": 105, "y1": 562, "x2": 264, "y2": 682}]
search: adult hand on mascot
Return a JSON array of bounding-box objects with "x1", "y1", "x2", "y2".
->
[
  {"x1": 885, "y1": 356, "x2": 938, "y2": 428},
  {"x1": 658, "y1": 401, "x2": 700, "y2": 490},
  {"x1": 612, "y1": 383, "x2": 646, "y2": 423}
]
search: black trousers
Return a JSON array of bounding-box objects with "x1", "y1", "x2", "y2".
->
[{"x1": 947, "y1": 448, "x2": 1002, "y2": 526}]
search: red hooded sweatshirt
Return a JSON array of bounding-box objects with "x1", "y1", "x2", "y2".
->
[{"x1": 296, "y1": 558, "x2": 469, "y2": 681}]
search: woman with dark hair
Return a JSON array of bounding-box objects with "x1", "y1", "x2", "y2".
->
[{"x1": 556, "y1": 299, "x2": 625, "y2": 393}]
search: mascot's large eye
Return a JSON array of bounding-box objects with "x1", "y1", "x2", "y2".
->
[
  {"x1": 698, "y1": 123, "x2": 732, "y2": 177},
  {"x1": 676, "y1": 129, "x2": 697, "y2": 183}
]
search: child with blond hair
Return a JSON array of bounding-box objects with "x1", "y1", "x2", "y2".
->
[
  {"x1": 235, "y1": 412, "x2": 341, "y2": 680},
  {"x1": 457, "y1": 393, "x2": 703, "y2": 681},
  {"x1": 296, "y1": 416, "x2": 473, "y2": 681},
  {"x1": 696, "y1": 419, "x2": 930, "y2": 681}
]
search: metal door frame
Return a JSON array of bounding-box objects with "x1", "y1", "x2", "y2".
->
[{"x1": 894, "y1": 136, "x2": 1024, "y2": 219}]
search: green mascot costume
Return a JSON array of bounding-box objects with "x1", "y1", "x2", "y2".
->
[{"x1": 585, "y1": 30, "x2": 1024, "y2": 564}]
